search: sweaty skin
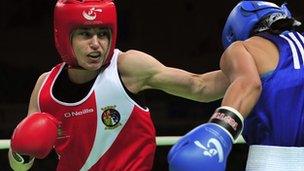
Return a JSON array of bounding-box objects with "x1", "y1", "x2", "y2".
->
[{"x1": 220, "y1": 36, "x2": 279, "y2": 117}]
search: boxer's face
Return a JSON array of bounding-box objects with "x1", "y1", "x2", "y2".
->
[{"x1": 71, "y1": 27, "x2": 110, "y2": 71}]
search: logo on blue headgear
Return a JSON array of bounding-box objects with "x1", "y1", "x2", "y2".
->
[{"x1": 221, "y1": 1, "x2": 293, "y2": 49}]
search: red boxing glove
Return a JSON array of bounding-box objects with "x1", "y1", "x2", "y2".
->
[{"x1": 11, "y1": 112, "x2": 60, "y2": 159}]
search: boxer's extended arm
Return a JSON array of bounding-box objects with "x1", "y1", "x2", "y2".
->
[{"x1": 118, "y1": 50, "x2": 229, "y2": 102}]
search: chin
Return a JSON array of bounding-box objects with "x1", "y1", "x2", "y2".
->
[{"x1": 86, "y1": 63, "x2": 103, "y2": 71}]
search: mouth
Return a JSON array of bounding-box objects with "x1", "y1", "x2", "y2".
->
[{"x1": 87, "y1": 51, "x2": 102, "y2": 59}]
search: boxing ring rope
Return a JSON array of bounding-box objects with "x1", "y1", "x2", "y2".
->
[
  {"x1": 0, "y1": 136, "x2": 245, "y2": 149},
  {"x1": 0, "y1": 139, "x2": 11, "y2": 150}
]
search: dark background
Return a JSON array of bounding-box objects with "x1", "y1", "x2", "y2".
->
[{"x1": 0, "y1": 0, "x2": 303, "y2": 170}]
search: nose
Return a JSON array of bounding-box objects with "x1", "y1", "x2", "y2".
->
[{"x1": 89, "y1": 35, "x2": 100, "y2": 50}]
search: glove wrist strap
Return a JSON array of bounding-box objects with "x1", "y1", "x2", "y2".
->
[
  {"x1": 8, "y1": 148, "x2": 35, "y2": 171},
  {"x1": 209, "y1": 106, "x2": 244, "y2": 143}
]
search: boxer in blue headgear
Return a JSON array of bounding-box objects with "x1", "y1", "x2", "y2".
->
[
  {"x1": 222, "y1": 1, "x2": 301, "y2": 48},
  {"x1": 168, "y1": 1, "x2": 303, "y2": 171}
]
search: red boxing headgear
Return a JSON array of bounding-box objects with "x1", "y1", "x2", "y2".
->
[{"x1": 54, "y1": 0, "x2": 117, "y2": 67}]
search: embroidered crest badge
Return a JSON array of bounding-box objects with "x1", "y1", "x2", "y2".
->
[{"x1": 101, "y1": 105, "x2": 122, "y2": 130}]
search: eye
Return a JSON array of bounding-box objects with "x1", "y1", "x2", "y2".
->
[
  {"x1": 79, "y1": 31, "x2": 91, "y2": 38},
  {"x1": 97, "y1": 31, "x2": 107, "y2": 38}
]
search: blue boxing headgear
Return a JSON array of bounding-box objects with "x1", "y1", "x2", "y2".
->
[{"x1": 222, "y1": 1, "x2": 301, "y2": 49}]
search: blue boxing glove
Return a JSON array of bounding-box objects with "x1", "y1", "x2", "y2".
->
[{"x1": 168, "y1": 106, "x2": 244, "y2": 171}]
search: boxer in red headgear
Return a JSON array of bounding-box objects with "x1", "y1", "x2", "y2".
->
[
  {"x1": 54, "y1": 0, "x2": 117, "y2": 67},
  {"x1": 9, "y1": 0, "x2": 230, "y2": 170}
]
